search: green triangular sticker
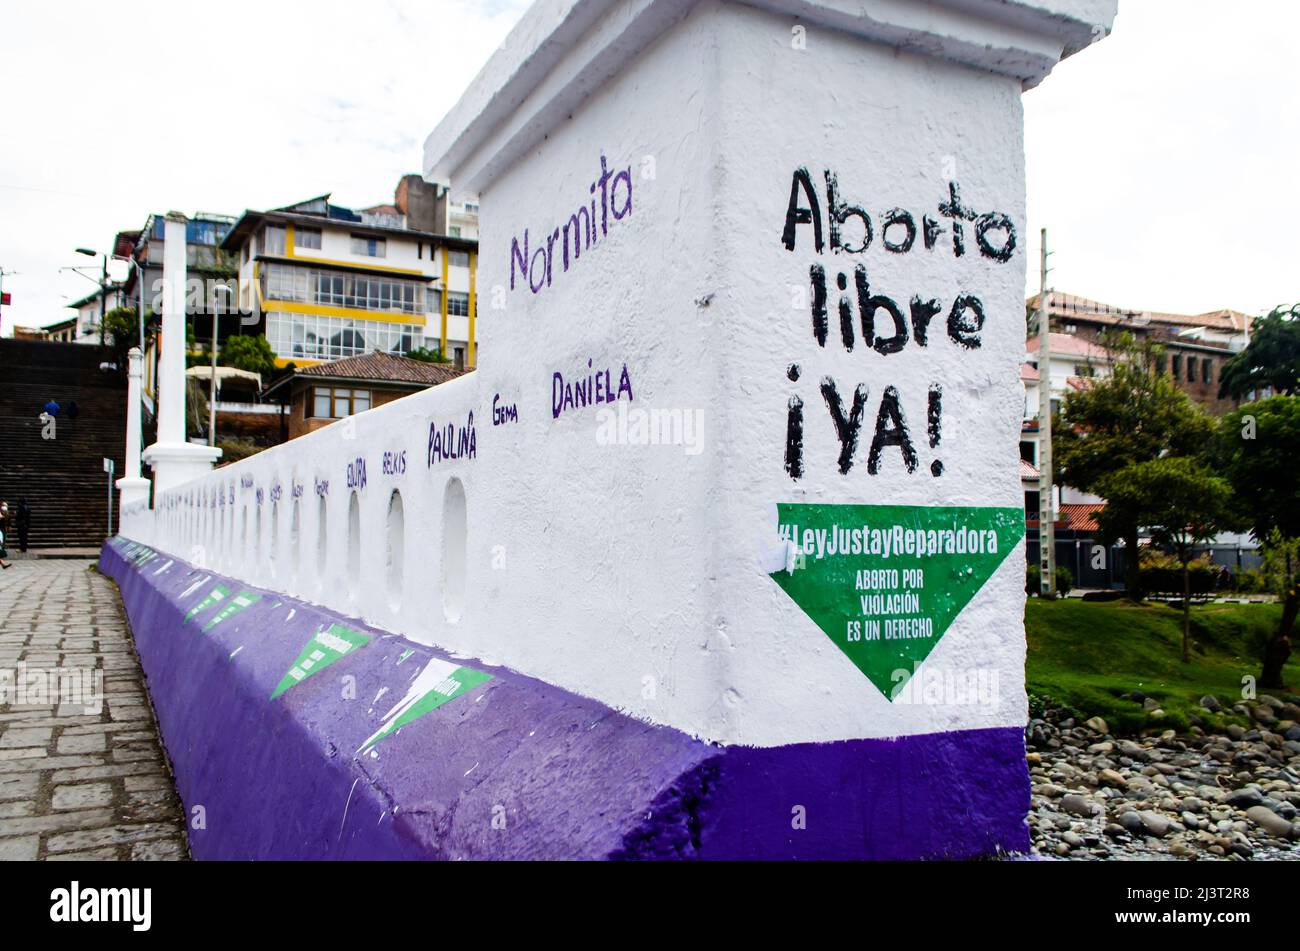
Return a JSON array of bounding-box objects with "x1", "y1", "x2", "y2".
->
[
  {"x1": 358, "y1": 659, "x2": 492, "y2": 753},
  {"x1": 272, "y1": 624, "x2": 372, "y2": 699},
  {"x1": 770, "y1": 504, "x2": 1024, "y2": 699},
  {"x1": 184, "y1": 584, "x2": 231, "y2": 624},
  {"x1": 201, "y1": 590, "x2": 261, "y2": 633}
]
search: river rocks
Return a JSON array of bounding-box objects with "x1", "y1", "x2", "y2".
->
[
  {"x1": 1116, "y1": 739, "x2": 1147, "y2": 761},
  {"x1": 1245, "y1": 806, "x2": 1295, "y2": 839},
  {"x1": 1085, "y1": 716, "x2": 1109, "y2": 735},
  {"x1": 1226, "y1": 787, "x2": 1264, "y2": 808},
  {"x1": 1061, "y1": 794, "x2": 1100, "y2": 817},
  {"x1": 1200, "y1": 695, "x2": 1222, "y2": 712},
  {"x1": 1026, "y1": 701, "x2": 1300, "y2": 861},
  {"x1": 1098, "y1": 768, "x2": 1126, "y2": 788}
]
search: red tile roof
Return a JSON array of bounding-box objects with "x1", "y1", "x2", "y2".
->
[
  {"x1": 1060, "y1": 503, "x2": 1103, "y2": 531},
  {"x1": 1019, "y1": 458, "x2": 1040, "y2": 480},
  {"x1": 1027, "y1": 291, "x2": 1251, "y2": 334},
  {"x1": 294, "y1": 351, "x2": 469, "y2": 386},
  {"x1": 1025, "y1": 332, "x2": 1111, "y2": 361},
  {"x1": 1028, "y1": 502, "x2": 1104, "y2": 532}
]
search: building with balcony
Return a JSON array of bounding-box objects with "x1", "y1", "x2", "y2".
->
[
  {"x1": 1026, "y1": 291, "x2": 1252, "y2": 416},
  {"x1": 116, "y1": 212, "x2": 240, "y2": 415},
  {"x1": 66, "y1": 282, "x2": 128, "y2": 344},
  {"x1": 221, "y1": 175, "x2": 479, "y2": 372}
]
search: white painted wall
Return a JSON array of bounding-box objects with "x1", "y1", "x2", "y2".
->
[{"x1": 121, "y1": 0, "x2": 1114, "y2": 747}]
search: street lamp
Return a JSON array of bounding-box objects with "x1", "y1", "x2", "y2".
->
[
  {"x1": 75, "y1": 247, "x2": 109, "y2": 345},
  {"x1": 209, "y1": 284, "x2": 235, "y2": 448}
]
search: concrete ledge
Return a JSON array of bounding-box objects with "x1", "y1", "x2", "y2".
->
[{"x1": 102, "y1": 538, "x2": 1029, "y2": 859}]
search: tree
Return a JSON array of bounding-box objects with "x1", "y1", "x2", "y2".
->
[
  {"x1": 218, "y1": 334, "x2": 278, "y2": 384},
  {"x1": 1219, "y1": 305, "x2": 1300, "y2": 399},
  {"x1": 1215, "y1": 396, "x2": 1300, "y2": 687},
  {"x1": 1095, "y1": 458, "x2": 1239, "y2": 662},
  {"x1": 1054, "y1": 334, "x2": 1216, "y2": 599},
  {"x1": 405, "y1": 346, "x2": 451, "y2": 364},
  {"x1": 102, "y1": 306, "x2": 152, "y2": 374}
]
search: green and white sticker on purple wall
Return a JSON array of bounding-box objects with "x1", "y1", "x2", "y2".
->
[
  {"x1": 272, "y1": 623, "x2": 372, "y2": 699},
  {"x1": 770, "y1": 503, "x2": 1024, "y2": 699},
  {"x1": 358, "y1": 657, "x2": 492, "y2": 754}
]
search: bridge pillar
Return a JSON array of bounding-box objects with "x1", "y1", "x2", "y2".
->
[
  {"x1": 142, "y1": 211, "x2": 219, "y2": 496},
  {"x1": 117, "y1": 346, "x2": 151, "y2": 509}
]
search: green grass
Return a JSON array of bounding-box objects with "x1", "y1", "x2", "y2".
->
[{"x1": 1025, "y1": 598, "x2": 1298, "y2": 735}]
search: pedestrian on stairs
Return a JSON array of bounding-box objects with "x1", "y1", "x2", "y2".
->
[
  {"x1": 0, "y1": 502, "x2": 11, "y2": 570},
  {"x1": 16, "y1": 499, "x2": 31, "y2": 552}
]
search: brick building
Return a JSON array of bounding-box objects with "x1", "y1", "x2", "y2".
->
[{"x1": 1026, "y1": 292, "x2": 1252, "y2": 416}]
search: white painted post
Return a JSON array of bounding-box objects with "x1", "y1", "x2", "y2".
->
[
  {"x1": 116, "y1": 346, "x2": 151, "y2": 510},
  {"x1": 142, "y1": 211, "x2": 220, "y2": 495}
]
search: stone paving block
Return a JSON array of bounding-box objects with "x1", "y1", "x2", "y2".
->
[
  {"x1": 46, "y1": 847, "x2": 120, "y2": 861},
  {"x1": 0, "y1": 808, "x2": 115, "y2": 837},
  {"x1": 123, "y1": 774, "x2": 170, "y2": 793},
  {"x1": 0, "y1": 835, "x2": 40, "y2": 860},
  {"x1": 0, "y1": 773, "x2": 39, "y2": 802},
  {"x1": 52, "y1": 782, "x2": 114, "y2": 811},
  {"x1": 0, "y1": 754, "x2": 104, "y2": 775},
  {"x1": 0, "y1": 748, "x2": 47, "y2": 762},
  {"x1": 111, "y1": 748, "x2": 159, "y2": 764},
  {"x1": 0, "y1": 727, "x2": 53, "y2": 748},
  {"x1": 50, "y1": 760, "x2": 166, "y2": 783},
  {"x1": 131, "y1": 839, "x2": 186, "y2": 861},
  {"x1": 55, "y1": 732, "x2": 106, "y2": 754},
  {"x1": 46, "y1": 822, "x2": 179, "y2": 854},
  {"x1": 0, "y1": 800, "x2": 36, "y2": 819}
]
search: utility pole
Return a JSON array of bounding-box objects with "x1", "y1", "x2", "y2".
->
[
  {"x1": 100, "y1": 254, "x2": 108, "y2": 346},
  {"x1": 1036, "y1": 228, "x2": 1056, "y2": 597}
]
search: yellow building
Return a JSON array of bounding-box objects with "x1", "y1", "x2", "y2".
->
[{"x1": 221, "y1": 175, "x2": 479, "y2": 370}]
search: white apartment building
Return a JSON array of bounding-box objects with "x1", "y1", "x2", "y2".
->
[{"x1": 222, "y1": 175, "x2": 480, "y2": 370}]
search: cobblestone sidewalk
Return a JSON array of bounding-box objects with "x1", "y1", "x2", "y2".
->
[{"x1": 0, "y1": 560, "x2": 189, "y2": 860}]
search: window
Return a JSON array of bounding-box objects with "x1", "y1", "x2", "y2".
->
[
  {"x1": 1024, "y1": 490, "x2": 1040, "y2": 516},
  {"x1": 351, "y1": 235, "x2": 386, "y2": 258},
  {"x1": 265, "y1": 225, "x2": 287, "y2": 255},
  {"x1": 262, "y1": 264, "x2": 425, "y2": 314},
  {"x1": 266, "y1": 312, "x2": 424, "y2": 361},
  {"x1": 309, "y1": 386, "x2": 372, "y2": 420},
  {"x1": 449, "y1": 226, "x2": 461, "y2": 238},
  {"x1": 454, "y1": 346, "x2": 465, "y2": 369},
  {"x1": 447, "y1": 292, "x2": 470, "y2": 317},
  {"x1": 295, "y1": 227, "x2": 321, "y2": 250},
  {"x1": 1202, "y1": 360, "x2": 1213, "y2": 385},
  {"x1": 1020, "y1": 440, "x2": 1036, "y2": 465},
  {"x1": 1171, "y1": 354, "x2": 1183, "y2": 379},
  {"x1": 187, "y1": 220, "x2": 219, "y2": 246},
  {"x1": 1186, "y1": 356, "x2": 1197, "y2": 383},
  {"x1": 448, "y1": 250, "x2": 471, "y2": 268},
  {"x1": 464, "y1": 202, "x2": 479, "y2": 215}
]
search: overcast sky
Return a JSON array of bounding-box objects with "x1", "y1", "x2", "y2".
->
[{"x1": 1, "y1": 0, "x2": 1295, "y2": 332}]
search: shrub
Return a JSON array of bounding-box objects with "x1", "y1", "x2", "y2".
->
[
  {"x1": 1055, "y1": 565, "x2": 1074, "y2": 597},
  {"x1": 1138, "y1": 550, "x2": 1218, "y2": 597},
  {"x1": 1027, "y1": 563, "x2": 1074, "y2": 597}
]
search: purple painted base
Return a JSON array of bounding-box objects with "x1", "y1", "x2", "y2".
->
[{"x1": 101, "y1": 539, "x2": 1030, "y2": 860}]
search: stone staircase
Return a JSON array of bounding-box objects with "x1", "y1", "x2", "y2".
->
[{"x1": 0, "y1": 339, "x2": 129, "y2": 548}]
